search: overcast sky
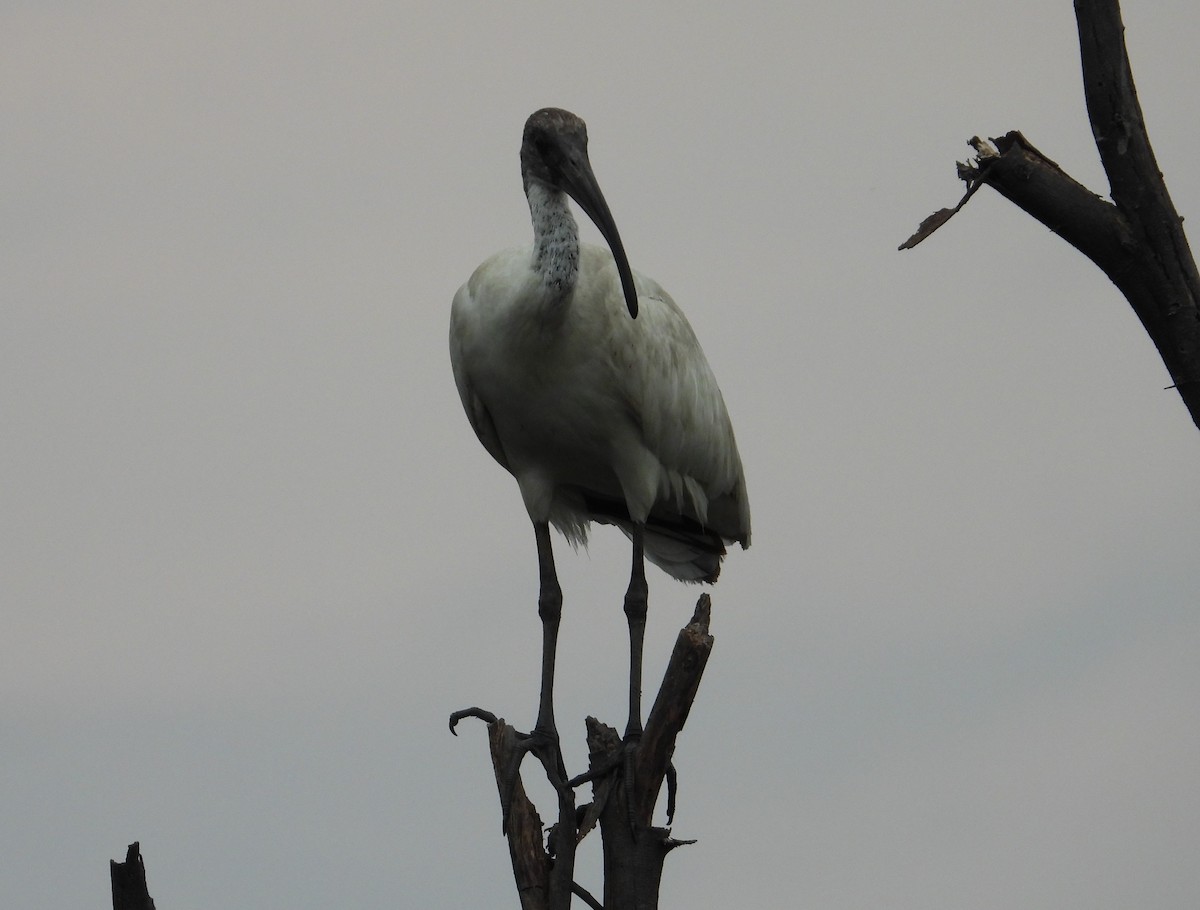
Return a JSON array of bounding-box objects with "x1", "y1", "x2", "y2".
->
[{"x1": 3, "y1": 2, "x2": 1199, "y2": 908}]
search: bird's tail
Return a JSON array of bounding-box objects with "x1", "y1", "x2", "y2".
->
[
  {"x1": 579, "y1": 494, "x2": 727, "y2": 583},
  {"x1": 638, "y1": 522, "x2": 726, "y2": 583}
]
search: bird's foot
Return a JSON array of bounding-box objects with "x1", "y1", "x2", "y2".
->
[
  {"x1": 449, "y1": 707, "x2": 572, "y2": 836},
  {"x1": 448, "y1": 706, "x2": 498, "y2": 733},
  {"x1": 615, "y1": 736, "x2": 680, "y2": 834},
  {"x1": 498, "y1": 724, "x2": 569, "y2": 835},
  {"x1": 566, "y1": 725, "x2": 648, "y2": 838}
]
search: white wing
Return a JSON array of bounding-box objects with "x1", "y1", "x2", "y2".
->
[
  {"x1": 578, "y1": 247, "x2": 751, "y2": 546},
  {"x1": 449, "y1": 278, "x2": 510, "y2": 474}
]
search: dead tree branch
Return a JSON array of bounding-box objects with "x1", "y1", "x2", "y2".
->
[
  {"x1": 901, "y1": 0, "x2": 1200, "y2": 431},
  {"x1": 450, "y1": 594, "x2": 715, "y2": 910},
  {"x1": 110, "y1": 842, "x2": 156, "y2": 910}
]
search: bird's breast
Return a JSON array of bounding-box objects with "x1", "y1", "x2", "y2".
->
[{"x1": 453, "y1": 251, "x2": 640, "y2": 487}]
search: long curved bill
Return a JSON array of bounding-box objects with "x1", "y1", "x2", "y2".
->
[{"x1": 557, "y1": 150, "x2": 640, "y2": 318}]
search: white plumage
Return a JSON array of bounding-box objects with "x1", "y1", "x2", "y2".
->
[
  {"x1": 452, "y1": 241, "x2": 748, "y2": 580},
  {"x1": 449, "y1": 108, "x2": 748, "y2": 740}
]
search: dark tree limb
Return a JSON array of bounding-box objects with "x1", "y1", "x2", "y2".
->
[
  {"x1": 901, "y1": 0, "x2": 1200, "y2": 431},
  {"x1": 450, "y1": 594, "x2": 715, "y2": 910},
  {"x1": 449, "y1": 712, "x2": 561, "y2": 910},
  {"x1": 585, "y1": 595, "x2": 712, "y2": 910},
  {"x1": 490, "y1": 719, "x2": 559, "y2": 910},
  {"x1": 571, "y1": 882, "x2": 605, "y2": 910},
  {"x1": 111, "y1": 842, "x2": 156, "y2": 910},
  {"x1": 628, "y1": 594, "x2": 713, "y2": 829}
]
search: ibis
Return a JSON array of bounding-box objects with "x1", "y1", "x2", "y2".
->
[{"x1": 450, "y1": 108, "x2": 749, "y2": 752}]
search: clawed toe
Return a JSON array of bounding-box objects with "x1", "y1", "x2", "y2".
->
[
  {"x1": 448, "y1": 706, "x2": 497, "y2": 734},
  {"x1": 499, "y1": 725, "x2": 569, "y2": 834}
]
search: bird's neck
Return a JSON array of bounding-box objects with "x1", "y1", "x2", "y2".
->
[{"x1": 527, "y1": 182, "x2": 580, "y2": 302}]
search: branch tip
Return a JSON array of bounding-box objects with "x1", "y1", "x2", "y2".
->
[
  {"x1": 663, "y1": 835, "x2": 698, "y2": 853},
  {"x1": 968, "y1": 135, "x2": 1000, "y2": 159},
  {"x1": 571, "y1": 881, "x2": 605, "y2": 910}
]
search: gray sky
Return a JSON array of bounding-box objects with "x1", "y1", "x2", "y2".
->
[{"x1": 4, "y1": 2, "x2": 1198, "y2": 907}]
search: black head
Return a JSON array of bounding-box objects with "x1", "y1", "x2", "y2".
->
[{"x1": 520, "y1": 108, "x2": 639, "y2": 318}]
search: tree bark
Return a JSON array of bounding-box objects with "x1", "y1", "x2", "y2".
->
[
  {"x1": 901, "y1": 0, "x2": 1200, "y2": 431},
  {"x1": 589, "y1": 596, "x2": 711, "y2": 910},
  {"x1": 111, "y1": 842, "x2": 156, "y2": 910}
]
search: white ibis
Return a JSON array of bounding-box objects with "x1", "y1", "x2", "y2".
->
[{"x1": 449, "y1": 108, "x2": 749, "y2": 750}]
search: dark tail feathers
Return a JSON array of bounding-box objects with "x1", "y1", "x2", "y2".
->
[{"x1": 582, "y1": 494, "x2": 728, "y2": 584}]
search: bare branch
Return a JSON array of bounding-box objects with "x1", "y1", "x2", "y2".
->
[
  {"x1": 451, "y1": 594, "x2": 718, "y2": 909},
  {"x1": 110, "y1": 843, "x2": 156, "y2": 910},
  {"x1": 897, "y1": 139, "x2": 995, "y2": 251},
  {"x1": 571, "y1": 882, "x2": 605, "y2": 910},
  {"x1": 629, "y1": 594, "x2": 715, "y2": 827},
  {"x1": 903, "y1": 0, "x2": 1200, "y2": 430}
]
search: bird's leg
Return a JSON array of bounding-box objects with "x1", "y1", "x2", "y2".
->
[
  {"x1": 534, "y1": 521, "x2": 563, "y2": 739},
  {"x1": 495, "y1": 522, "x2": 569, "y2": 835},
  {"x1": 623, "y1": 522, "x2": 649, "y2": 740}
]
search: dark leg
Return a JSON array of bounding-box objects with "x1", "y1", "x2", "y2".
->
[
  {"x1": 534, "y1": 524, "x2": 573, "y2": 910},
  {"x1": 623, "y1": 522, "x2": 649, "y2": 739},
  {"x1": 496, "y1": 522, "x2": 567, "y2": 835},
  {"x1": 533, "y1": 521, "x2": 563, "y2": 737}
]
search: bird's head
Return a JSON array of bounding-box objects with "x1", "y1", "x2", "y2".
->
[{"x1": 521, "y1": 108, "x2": 639, "y2": 318}]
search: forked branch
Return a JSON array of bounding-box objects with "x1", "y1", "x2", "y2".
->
[
  {"x1": 450, "y1": 595, "x2": 715, "y2": 910},
  {"x1": 901, "y1": 0, "x2": 1200, "y2": 431}
]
